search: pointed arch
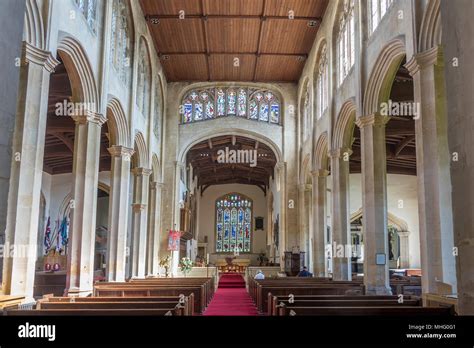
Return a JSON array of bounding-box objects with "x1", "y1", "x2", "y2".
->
[
  {"x1": 57, "y1": 35, "x2": 100, "y2": 112},
  {"x1": 314, "y1": 131, "x2": 329, "y2": 171},
  {"x1": 133, "y1": 132, "x2": 149, "y2": 168},
  {"x1": 332, "y1": 99, "x2": 356, "y2": 150},
  {"x1": 106, "y1": 97, "x2": 130, "y2": 147},
  {"x1": 419, "y1": 0, "x2": 441, "y2": 52},
  {"x1": 350, "y1": 207, "x2": 409, "y2": 232},
  {"x1": 363, "y1": 38, "x2": 406, "y2": 116},
  {"x1": 24, "y1": 0, "x2": 45, "y2": 49}
]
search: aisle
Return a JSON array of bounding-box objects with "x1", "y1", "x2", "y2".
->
[{"x1": 203, "y1": 274, "x2": 258, "y2": 316}]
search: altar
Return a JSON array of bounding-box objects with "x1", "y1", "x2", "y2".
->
[{"x1": 216, "y1": 258, "x2": 251, "y2": 273}]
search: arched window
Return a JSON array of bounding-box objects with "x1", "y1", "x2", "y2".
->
[
  {"x1": 136, "y1": 38, "x2": 151, "y2": 117},
  {"x1": 315, "y1": 44, "x2": 328, "y2": 119},
  {"x1": 74, "y1": 0, "x2": 97, "y2": 33},
  {"x1": 154, "y1": 77, "x2": 162, "y2": 140},
  {"x1": 181, "y1": 87, "x2": 281, "y2": 125},
  {"x1": 216, "y1": 193, "x2": 252, "y2": 253},
  {"x1": 369, "y1": 0, "x2": 394, "y2": 34},
  {"x1": 337, "y1": 0, "x2": 355, "y2": 86},
  {"x1": 110, "y1": 0, "x2": 133, "y2": 84}
]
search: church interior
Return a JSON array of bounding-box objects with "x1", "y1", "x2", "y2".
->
[{"x1": 0, "y1": 0, "x2": 473, "y2": 324}]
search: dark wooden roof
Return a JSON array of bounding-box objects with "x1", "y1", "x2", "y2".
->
[{"x1": 187, "y1": 135, "x2": 277, "y2": 193}]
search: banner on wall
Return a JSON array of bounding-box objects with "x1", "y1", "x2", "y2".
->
[{"x1": 167, "y1": 230, "x2": 182, "y2": 251}]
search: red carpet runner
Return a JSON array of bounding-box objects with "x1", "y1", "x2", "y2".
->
[{"x1": 203, "y1": 274, "x2": 258, "y2": 316}]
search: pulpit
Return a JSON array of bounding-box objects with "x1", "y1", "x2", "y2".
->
[{"x1": 284, "y1": 251, "x2": 305, "y2": 276}]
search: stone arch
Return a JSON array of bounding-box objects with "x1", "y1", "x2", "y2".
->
[
  {"x1": 332, "y1": 99, "x2": 356, "y2": 150},
  {"x1": 419, "y1": 0, "x2": 441, "y2": 52},
  {"x1": 58, "y1": 193, "x2": 73, "y2": 220},
  {"x1": 151, "y1": 153, "x2": 161, "y2": 183},
  {"x1": 362, "y1": 39, "x2": 406, "y2": 116},
  {"x1": 106, "y1": 97, "x2": 130, "y2": 147},
  {"x1": 57, "y1": 35, "x2": 100, "y2": 112},
  {"x1": 98, "y1": 181, "x2": 110, "y2": 195},
  {"x1": 24, "y1": 0, "x2": 45, "y2": 49},
  {"x1": 178, "y1": 128, "x2": 283, "y2": 165},
  {"x1": 133, "y1": 132, "x2": 149, "y2": 168},
  {"x1": 300, "y1": 153, "x2": 312, "y2": 185},
  {"x1": 350, "y1": 208, "x2": 409, "y2": 232},
  {"x1": 314, "y1": 131, "x2": 329, "y2": 171}
]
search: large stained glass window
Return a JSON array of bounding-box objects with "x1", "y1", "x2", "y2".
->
[
  {"x1": 216, "y1": 193, "x2": 252, "y2": 253},
  {"x1": 181, "y1": 87, "x2": 281, "y2": 125}
]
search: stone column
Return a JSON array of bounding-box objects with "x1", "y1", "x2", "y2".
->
[
  {"x1": 2, "y1": 43, "x2": 59, "y2": 298},
  {"x1": 312, "y1": 169, "x2": 329, "y2": 277},
  {"x1": 397, "y1": 231, "x2": 410, "y2": 269},
  {"x1": 106, "y1": 145, "x2": 134, "y2": 282},
  {"x1": 441, "y1": 0, "x2": 474, "y2": 314},
  {"x1": 405, "y1": 47, "x2": 457, "y2": 293},
  {"x1": 297, "y1": 184, "x2": 306, "y2": 253},
  {"x1": 356, "y1": 114, "x2": 391, "y2": 295},
  {"x1": 330, "y1": 148, "x2": 352, "y2": 281},
  {"x1": 66, "y1": 112, "x2": 107, "y2": 296},
  {"x1": 130, "y1": 167, "x2": 151, "y2": 278},
  {"x1": 277, "y1": 162, "x2": 287, "y2": 270},
  {"x1": 146, "y1": 181, "x2": 163, "y2": 275}
]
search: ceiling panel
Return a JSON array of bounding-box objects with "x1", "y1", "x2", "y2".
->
[
  {"x1": 259, "y1": 19, "x2": 319, "y2": 54},
  {"x1": 148, "y1": 18, "x2": 205, "y2": 53},
  {"x1": 207, "y1": 18, "x2": 260, "y2": 53},
  {"x1": 209, "y1": 54, "x2": 256, "y2": 81},
  {"x1": 204, "y1": 0, "x2": 265, "y2": 15},
  {"x1": 160, "y1": 54, "x2": 209, "y2": 81},
  {"x1": 139, "y1": 0, "x2": 203, "y2": 15},
  {"x1": 264, "y1": 0, "x2": 329, "y2": 17},
  {"x1": 255, "y1": 55, "x2": 306, "y2": 81}
]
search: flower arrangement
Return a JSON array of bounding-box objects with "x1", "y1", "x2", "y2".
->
[
  {"x1": 179, "y1": 257, "x2": 193, "y2": 276},
  {"x1": 159, "y1": 255, "x2": 171, "y2": 277}
]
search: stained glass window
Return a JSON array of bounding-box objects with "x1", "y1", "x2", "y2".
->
[
  {"x1": 216, "y1": 193, "x2": 252, "y2": 253},
  {"x1": 181, "y1": 87, "x2": 281, "y2": 124},
  {"x1": 74, "y1": 0, "x2": 97, "y2": 33}
]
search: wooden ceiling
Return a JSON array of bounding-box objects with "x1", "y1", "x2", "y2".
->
[
  {"x1": 187, "y1": 135, "x2": 277, "y2": 193},
  {"x1": 139, "y1": 0, "x2": 329, "y2": 82},
  {"x1": 350, "y1": 61, "x2": 417, "y2": 175},
  {"x1": 44, "y1": 60, "x2": 110, "y2": 175}
]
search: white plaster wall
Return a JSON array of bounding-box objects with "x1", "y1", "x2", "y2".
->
[{"x1": 197, "y1": 184, "x2": 267, "y2": 265}]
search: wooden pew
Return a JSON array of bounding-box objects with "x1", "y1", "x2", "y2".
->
[
  {"x1": 93, "y1": 285, "x2": 207, "y2": 313},
  {"x1": 42, "y1": 294, "x2": 194, "y2": 316},
  {"x1": 267, "y1": 294, "x2": 421, "y2": 316},
  {"x1": 4, "y1": 307, "x2": 182, "y2": 316},
  {"x1": 277, "y1": 303, "x2": 453, "y2": 316}
]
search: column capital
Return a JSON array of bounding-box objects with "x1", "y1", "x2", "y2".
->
[
  {"x1": 150, "y1": 181, "x2": 165, "y2": 190},
  {"x1": 108, "y1": 145, "x2": 134, "y2": 158},
  {"x1": 72, "y1": 111, "x2": 107, "y2": 126},
  {"x1": 23, "y1": 42, "x2": 60, "y2": 73},
  {"x1": 355, "y1": 114, "x2": 389, "y2": 128},
  {"x1": 311, "y1": 169, "x2": 330, "y2": 177},
  {"x1": 397, "y1": 231, "x2": 410, "y2": 238},
  {"x1": 132, "y1": 167, "x2": 152, "y2": 177},
  {"x1": 132, "y1": 203, "x2": 147, "y2": 212},
  {"x1": 329, "y1": 148, "x2": 353, "y2": 159},
  {"x1": 405, "y1": 46, "x2": 443, "y2": 76}
]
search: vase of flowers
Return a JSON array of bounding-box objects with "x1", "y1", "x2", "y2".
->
[
  {"x1": 159, "y1": 255, "x2": 171, "y2": 277},
  {"x1": 179, "y1": 257, "x2": 193, "y2": 277}
]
